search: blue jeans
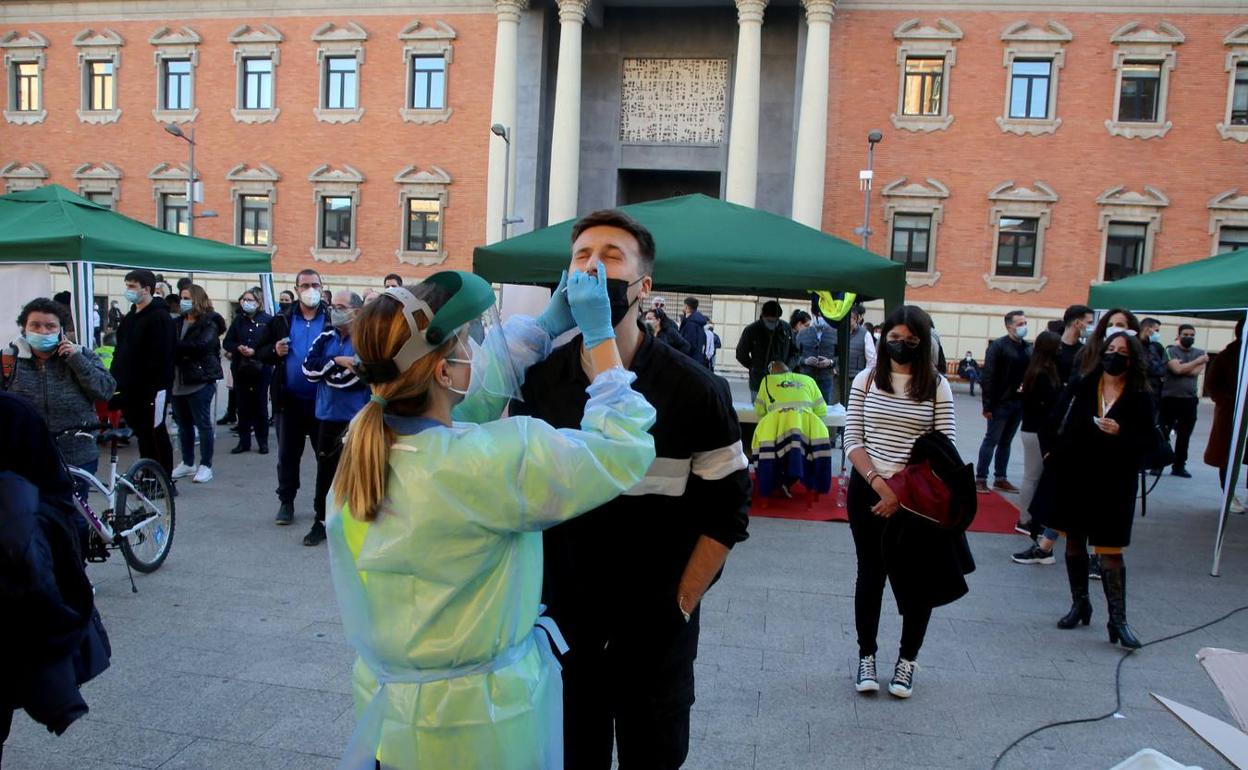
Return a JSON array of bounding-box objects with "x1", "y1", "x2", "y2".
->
[
  {"x1": 977, "y1": 399, "x2": 1023, "y2": 481},
  {"x1": 172, "y1": 384, "x2": 215, "y2": 468}
]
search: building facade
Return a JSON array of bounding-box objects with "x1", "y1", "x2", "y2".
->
[{"x1": 2, "y1": 0, "x2": 1247, "y2": 363}]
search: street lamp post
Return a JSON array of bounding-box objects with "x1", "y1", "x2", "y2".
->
[
  {"x1": 163, "y1": 123, "x2": 197, "y2": 237},
  {"x1": 855, "y1": 129, "x2": 884, "y2": 252},
  {"x1": 490, "y1": 123, "x2": 524, "y2": 239}
]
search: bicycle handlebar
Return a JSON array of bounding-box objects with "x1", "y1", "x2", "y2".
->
[{"x1": 52, "y1": 422, "x2": 113, "y2": 438}]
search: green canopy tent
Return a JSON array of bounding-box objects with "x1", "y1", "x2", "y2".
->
[
  {"x1": 0, "y1": 184, "x2": 275, "y2": 344},
  {"x1": 474, "y1": 193, "x2": 906, "y2": 411},
  {"x1": 1088, "y1": 247, "x2": 1248, "y2": 576}
]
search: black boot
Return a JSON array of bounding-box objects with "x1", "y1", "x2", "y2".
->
[
  {"x1": 1057, "y1": 551, "x2": 1092, "y2": 629},
  {"x1": 1102, "y1": 563, "x2": 1142, "y2": 649}
]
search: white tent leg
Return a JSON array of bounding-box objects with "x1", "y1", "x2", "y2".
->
[
  {"x1": 260, "y1": 273, "x2": 277, "y2": 315},
  {"x1": 70, "y1": 262, "x2": 96, "y2": 347},
  {"x1": 1212, "y1": 312, "x2": 1248, "y2": 576}
]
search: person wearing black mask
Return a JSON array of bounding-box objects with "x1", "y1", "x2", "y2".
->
[
  {"x1": 736, "y1": 300, "x2": 799, "y2": 397},
  {"x1": 1038, "y1": 331, "x2": 1154, "y2": 649},
  {"x1": 643, "y1": 307, "x2": 693, "y2": 357},
  {"x1": 512, "y1": 209, "x2": 751, "y2": 769},
  {"x1": 1160, "y1": 324, "x2": 1207, "y2": 478},
  {"x1": 277, "y1": 290, "x2": 295, "y2": 315}
]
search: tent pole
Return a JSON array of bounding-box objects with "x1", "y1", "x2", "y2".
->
[
  {"x1": 70, "y1": 262, "x2": 96, "y2": 348},
  {"x1": 260, "y1": 273, "x2": 277, "y2": 315},
  {"x1": 1211, "y1": 310, "x2": 1248, "y2": 576},
  {"x1": 837, "y1": 314, "x2": 850, "y2": 472}
]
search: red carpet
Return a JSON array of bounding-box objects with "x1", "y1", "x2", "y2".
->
[{"x1": 749, "y1": 476, "x2": 1021, "y2": 535}]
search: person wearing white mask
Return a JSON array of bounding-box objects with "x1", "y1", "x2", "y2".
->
[
  {"x1": 223, "y1": 289, "x2": 275, "y2": 455},
  {"x1": 110, "y1": 269, "x2": 176, "y2": 475},
  {"x1": 258, "y1": 268, "x2": 329, "y2": 526},
  {"x1": 976, "y1": 310, "x2": 1032, "y2": 494}
]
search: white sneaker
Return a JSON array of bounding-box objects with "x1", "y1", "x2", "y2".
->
[
  {"x1": 171, "y1": 462, "x2": 197, "y2": 480},
  {"x1": 1231, "y1": 496, "x2": 1245, "y2": 514},
  {"x1": 193, "y1": 465, "x2": 214, "y2": 483}
]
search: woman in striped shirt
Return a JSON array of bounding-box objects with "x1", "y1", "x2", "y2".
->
[{"x1": 844, "y1": 305, "x2": 956, "y2": 699}]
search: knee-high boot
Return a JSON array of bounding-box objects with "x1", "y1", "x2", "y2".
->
[
  {"x1": 1102, "y1": 563, "x2": 1142, "y2": 649},
  {"x1": 1057, "y1": 551, "x2": 1092, "y2": 629}
]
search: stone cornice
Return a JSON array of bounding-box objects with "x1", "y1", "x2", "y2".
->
[
  {"x1": 735, "y1": 0, "x2": 769, "y2": 25},
  {"x1": 801, "y1": 0, "x2": 837, "y2": 25}
]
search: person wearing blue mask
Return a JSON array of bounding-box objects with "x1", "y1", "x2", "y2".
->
[
  {"x1": 1138, "y1": 317, "x2": 1168, "y2": 414},
  {"x1": 170, "y1": 285, "x2": 225, "y2": 485},
  {"x1": 976, "y1": 309, "x2": 1031, "y2": 494},
  {"x1": 327, "y1": 270, "x2": 656, "y2": 769},
  {"x1": 3, "y1": 298, "x2": 115, "y2": 502},
  {"x1": 222, "y1": 289, "x2": 275, "y2": 455}
]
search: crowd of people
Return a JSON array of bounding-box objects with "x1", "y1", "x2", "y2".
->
[{"x1": 5, "y1": 206, "x2": 1245, "y2": 769}]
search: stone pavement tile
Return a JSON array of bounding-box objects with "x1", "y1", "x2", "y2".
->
[
  {"x1": 731, "y1": 662, "x2": 809, "y2": 695},
  {"x1": 710, "y1": 620, "x2": 806, "y2": 653},
  {"x1": 853, "y1": 692, "x2": 963, "y2": 739},
  {"x1": 759, "y1": 677, "x2": 856, "y2": 728},
  {"x1": 693, "y1": 670, "x2": 761, "y2": 717},
  {"x1": 0, "y1": 747, "x2": 146, "y2": 770},
  {"x1": 688, "y1": 707, "x2": 711, "y2": 740},
  {"x1": 682, "y1": 737, "x2": 756, "y2": 770},
  {"x1": 156, "y1": 736, "x2": 333, "y2": 770},
  {"x1": 699, "y1": 642, "x2": 764, "y2": 672},
  {"x1": 970, "y1": 652, "x2": 1064, "y2": 680},
  {"x1": 755, "y1": 743, "x2": 867, "y2": 770},
  {"x1": 7, "y1": 714, "x2": 195, "y2": 769},
  {"x1": 985, "y1": 746, "x2": 1128, "y2": 770},
  {"x1": 810, "y1": 723, "x2": 993, "y2": 769},
  {"x1": 763, "y1": 648, "x2": 846, "y2": 677},
  {"x1": 252, "y1": 704, "x2": 355, "y2": 757},
  {"x1": 702, "y1": 711, "x2": 812, "y2": 751}
]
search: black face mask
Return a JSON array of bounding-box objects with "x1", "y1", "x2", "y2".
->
[
  {"x1": 606, "y1": 277, "x2": 644, "y2": 328},
  {"x1": 1179, "y1": 337, "x2": 1195, "y2": 349},
  {"x1": 886, "y1": 340, "x2": 919, "y2": 365},
  {"x1": 1102, "y1": 352, "x2": 1130, "y2": 376}
]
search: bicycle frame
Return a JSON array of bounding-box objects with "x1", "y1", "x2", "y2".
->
[{"x1": 67, "y1": 433, "x2": 165, "y2": 545}]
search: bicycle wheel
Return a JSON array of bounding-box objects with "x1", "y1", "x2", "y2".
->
[{"x1": 116, "y1": 458, "x2": 176, "y2": 573}]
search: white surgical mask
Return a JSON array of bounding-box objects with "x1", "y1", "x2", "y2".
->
[
  {"x1": 300, "y1": 288, "x2": 321, "y2": 308},
  {"x1": 124, "y1": 288, "x2": 141, "y2": 304},
  {"x1": 241, "y1": 300, "x2": 259, "y2": 315},
  {"x1": 1104, "y1": 327, "x2": 1136, "y2": 340},
  {"x1": 1015, "y1": 324, "x2": 1029, "y2": 340},
  {"x1": 443, "y1": 338, "x2": 482, "y2": 397}
]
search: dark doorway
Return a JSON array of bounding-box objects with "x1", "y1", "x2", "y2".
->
[{"x1": 618, "y1": 169, "x2": 721, "y2": 206}]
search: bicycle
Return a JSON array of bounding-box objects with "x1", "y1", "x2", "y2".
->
[{"x1": 56, "y1": 423, "x2": 176, "y2": 592}]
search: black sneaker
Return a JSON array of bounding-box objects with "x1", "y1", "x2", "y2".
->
[
  {"x1": 1012, "y1": 544, "x2": 1056, "y2": 565},
  {"x1": 1171, "y1": 466, "x2": 1192, "y2": 478},
  {"x1": 230, "y1": 444, "x2": 250, "y2": 454},
  {"x1": 1088, "y1": 554, "x2": 1103, "y2": 581},
  {"x1": 257, "y1": 445, "x2": 269, "y2": 455},
  {"x1": 275, "y1": 502, "x2": 294, "y2": 526},
  {"x1": 855, "y1": 655, "x2": 879, "y2": 693},
  {"x1": 303, "y1": 521, "x2": 326, "y2": 546},
  {"x1": 888, "y1": 658, "x2": 916, "y2": 699},
  {"x1": 216, "y1": 415, "x2": 236, "y2": 426}
]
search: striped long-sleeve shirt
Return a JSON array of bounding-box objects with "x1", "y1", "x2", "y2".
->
[{"x1": 844, "y1": 368, "x2": 956, "y2": 478}]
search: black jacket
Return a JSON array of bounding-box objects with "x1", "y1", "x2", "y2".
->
[
  {"x1": 173, "y1": 313, "x2": 224, "y2": 387},
  {"x1": 654, "y1": 312, "x2": 692, "y2": 357},
  {"x1": 223, "y1": 310, "x2": 276, "y2": 387},
  {"x1": 980, "y1": 335, "x2": 1031, "y2": 412},
  {"x1": 678, "y1": 310, "x2": 710, "y2": 366},
  {"x1": 1020, "y1": 373, "x2": 1060, "y2": 433},
  {"x1": 736, "y1": 319, "x2": 799, "y2": 392},
  {"x1": 513, "y1": 334, "x2": 751, "y2": 665},
  {"x1": 111, "y1": 296, "x2": 175, "y2": 397}
]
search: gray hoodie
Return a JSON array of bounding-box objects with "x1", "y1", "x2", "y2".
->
[{"x1": 5, "y1": 337, "x2": 116, "y2": 467}]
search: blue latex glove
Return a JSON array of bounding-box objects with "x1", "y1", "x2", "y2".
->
[
  {"x1": 567, "y1": 270, "x2": 615, "y2": 349},
  {"x1": 536, "y1": 270, "x2": 575, "y2": 338}
]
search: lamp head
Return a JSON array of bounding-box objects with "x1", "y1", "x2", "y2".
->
[
  {"x1": 490, "y1": 123, "x2": 508, "y2": 139},
  {"x1": 867, "y1": 129, "x2": 884, "y2": 144},
  {"x1": 163, "y1": 123, "x2": 185, "y2": 139}
]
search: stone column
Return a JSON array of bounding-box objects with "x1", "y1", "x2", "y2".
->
[
  {"x1": 546, "y1": 0, "x2": 589, "y2": 224},
  {"x1": 790, "y1": 0, "x2": 836, "y2": 229},
  {"x1": 725, "y1": 0, "x2": 768, "y2": 207},
  {"x1": 486, "y1": 0, "x2": 527, "y2": 244}
]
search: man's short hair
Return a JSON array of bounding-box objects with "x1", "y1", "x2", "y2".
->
[
  {"x1": 384, "y1": 273, "x2": 403, "y2": 286},
  {"x1": 295, "y1": 268, "x2": 322, "y2": 285},
  {"x1": 1046, "y1": 319, "x2": 1064, "y2": 334},
  {"x1": 18, "y1": 297, "x2": 71, "y2": 329},
  {"x1": 1141, "y1": 317, "x2": 1161, "y2": 329},
  {"x1": 684, "y1": 297, "x2": 699, "y2": 311},
  {"x1": 341, "y1": 291, "x2": 364, "y2": 308},
  {"x1": 124, "y1": 269, "x2": 158, "y2": 291},
  {"x1": 1178, "y1": 323, "x2": 1196, "y2": 334},
  {"x1": 1062, "y1": 304, "x2": 1094, "y2": 327},
  {"x1": 761, "y1": 300, "x2": 783, "y2": 319},
  {"x1": 571, "y1": 209, "x2": 656, "y2": 274},
  {"x1": 1004, "y1": 309, "x2": 1025, "y2": 326},
  {"x1": 176, "y1": 277, "x2": 192, "y2": 291}
]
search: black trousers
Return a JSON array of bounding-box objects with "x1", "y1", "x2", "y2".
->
[
  {"x1": 313, "y1": 419, "x2": 349, "y2": 522},
  {"x1": 847, "y1": 471, "x2": 931, "y2": 661},
  {"x1": 561, "y1": 616, "x2": 697, "y2": 770},
  {"x1": 121, "y1": 390, "x2": 173, "y2": 476},
  {"x1": 235, "y1": 373, "x2": 271, "y2": 449},
  {"x1": 275, "y1": 396, "x2": 319, "y2": 507},
  {"x1": 1160, "y1": 396, "x2": 1198, "y2": 469}
]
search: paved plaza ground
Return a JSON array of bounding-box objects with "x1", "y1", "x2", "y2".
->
[{"x1": 6, "y1": 386, "x2": 1248, "y2": 770}]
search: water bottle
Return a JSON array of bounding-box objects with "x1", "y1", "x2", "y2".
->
[{"x1": 836, "y1": 468, "x2": 849, "y2": 509}]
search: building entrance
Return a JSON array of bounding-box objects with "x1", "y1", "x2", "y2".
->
[{"x1": 618, "y1": 169, "x2": 721, "y2": 205}]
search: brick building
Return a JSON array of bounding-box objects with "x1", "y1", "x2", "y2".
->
[{"x1": 2, "y1": 0, "x2": 1246, "y2": 364}]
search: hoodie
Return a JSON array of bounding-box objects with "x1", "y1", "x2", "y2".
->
[
  {"x1": 111, "y1": 296, "x2": 175, "y2": 397},
  {"x1": 679, "y1": 311, "x2": 710, "y2": 366}
]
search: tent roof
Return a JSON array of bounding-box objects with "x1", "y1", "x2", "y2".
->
[
  {"x1": 473, "y1": 194, "x2": 906, "y2": 307},
  {"x1": 1087, "y1": 248, "x2": 1248, "y2": 320},
  {"x1": 0, "y1": 184, "x2": 272, "y2": 273}
]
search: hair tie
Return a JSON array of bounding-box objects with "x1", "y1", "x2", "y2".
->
[{"x1": 369, "y1": 394, "x2": 388, "y2": 407}]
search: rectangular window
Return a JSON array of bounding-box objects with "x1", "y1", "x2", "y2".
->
[
  {"x1": 1233, "y1": 63, "x2": 1248, "y2": 126},
  {"x1": 13, "y1": 62, "x2": 40, "y2": 112},
  {"x1": 86, "y1": 191, "x2": 114, "y2": 209},
  {"x1": 324, "y1": 56, "x2": 358, "y2": 110},
  {"x1": 996, "y1": 217, "x2": 1039, "y2": 278},
  {"x1": 410, "y1": 56, "x2": 446, "y2": 110},
  {"x1": 902, "y1": 57, "x2": 944, "y2": 116},
  {"x1": 406, "y1": 198, "x2": 441, "y2": 252},
  {"x1": 161, "y1": 192, "x2": 189, "y2": 235},
  {"x1": 238, "y1": 195, "x2": 270, "y2": 246},
  {"x1": 1009, "y1": 59, "x2": 1051, "y2": 119},
  {"x1": 320, "y1": 196, "x2": 352, "y2": 249},
  {"x1": 241, "y1": 57, "x2": 273, "y2": 110},
  {"x1": 163, "y1": 58, "x2": 192, "y2": 111},
  {"x1": 1104, "y1": 222, "x2": 1148, "y2": 281},
  {"x1": 1118, "y1": 61, "x2": 1161, "y2": 123},
  {"x1": 889, "y1": 213, "x2": 931, "y2": 272},
  {"x1": 86, "y1": 60, "x2": 114, "y2": 111},
  {"x1": 1218, "y1": 226, "x2": 1248, "y2": 255}
]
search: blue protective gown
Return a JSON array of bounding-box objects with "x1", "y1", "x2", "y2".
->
[{"x1": 327, "y1": 317, "x2": 656, "y2": 770}]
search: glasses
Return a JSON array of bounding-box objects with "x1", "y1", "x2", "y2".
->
[{"x1": 887, "y1": 337, "x2": 921, "y2": 348}]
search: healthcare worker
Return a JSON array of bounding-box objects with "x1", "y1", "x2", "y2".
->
[
  {"x1": 326, "y1": 269, "x2": 656, "y2": 770},
  {"x1": 752, "y1": 361, "x2": 833, "y2": 501}
]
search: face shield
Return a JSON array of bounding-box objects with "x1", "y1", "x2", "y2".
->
[{"x1": 452, "y1": 304, "x2": 524, "y2": 402}]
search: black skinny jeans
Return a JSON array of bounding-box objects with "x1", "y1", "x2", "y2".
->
[{"x1": 847, "y1": 470, "x2": 931, "y2": 662}]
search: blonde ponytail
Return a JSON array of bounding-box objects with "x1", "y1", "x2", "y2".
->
[{"x1": 334, "y1": 396, "x2": 395, "y2": 522}]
